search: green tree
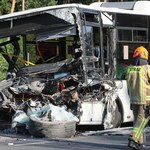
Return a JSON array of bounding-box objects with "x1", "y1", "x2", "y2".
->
[
  {"x1": 0, "y1": 0, "x2": 96, "y2": 15},
  {"x1": 58, "y1": 0, "x2": 96, "y2": 5},
  {"x1": 0, "y1": 0, "x2": 57, "y2": 15},
  {"x1": 69, "y1": 0, "x2": 96, "y2": 4},
  {"x1": 0, "y1": 0, "x2": 11, "y2": 15},
  {"x1": 25, "y1": 0, "x2": 57, "y2": 10}
]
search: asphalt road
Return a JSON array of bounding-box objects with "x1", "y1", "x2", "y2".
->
[{"x1": 0, "y1": 127, "x2": 150, "y2": 150}]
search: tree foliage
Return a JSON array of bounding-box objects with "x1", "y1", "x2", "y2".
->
[
  {"x1": 0, "y1": 0, "x2": 11, "y2": 15},
  {"x1": 0, "y1": 0, "x2": 95, "y2": 15},
  {"x1": 25, "y1": 0, "x2": 57, "y2": 10},
  {"x1": 67, "y1": 0, "x2": 95, "y2": 5},
  {"x1": 0, "y1": 0, "x2": 57, "y2": 15}
]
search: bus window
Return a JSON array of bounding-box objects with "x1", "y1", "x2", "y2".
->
[
  {"x1": 84, "y1": 26, "x2": 93, "y2": 57},
  {"x1": 83, "y1": 25, "x2": 101, "y2": 69}
]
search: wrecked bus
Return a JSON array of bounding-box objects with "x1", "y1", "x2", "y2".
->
[{"x1": 0, "y1": 3, "x2": 144, "y2": 134}]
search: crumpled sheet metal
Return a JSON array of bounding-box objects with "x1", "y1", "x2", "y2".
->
[{"x1": 11, "y1": 102, "x2": 79, "y2": 129}]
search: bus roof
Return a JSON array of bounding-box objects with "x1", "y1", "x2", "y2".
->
[
  {"x1": 90, "y1": 1, "x2": 150, "y2": 15},
  {"x1": 0, "y1": 3, "x2": 150, "y2": 38},
  {"x1": 0, "y1": 2, "x2": 150, "y2": 22}
]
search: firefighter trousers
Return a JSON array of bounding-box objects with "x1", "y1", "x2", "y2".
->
[{"x1": 130, "y1": 104, "x2": 149, "y2": 144}]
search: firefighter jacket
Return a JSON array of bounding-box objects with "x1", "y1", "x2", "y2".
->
[{"x1": 126, "y1": 65, "x2": 150, "y2": 105}]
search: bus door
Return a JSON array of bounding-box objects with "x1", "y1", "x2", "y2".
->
[{"x1": 80, "y1": 11, "x2": 104, "y2": 83}]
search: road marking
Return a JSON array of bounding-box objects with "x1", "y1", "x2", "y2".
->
[{"x1": 9, "y1": 141, "x2": 51, "y2": 147}]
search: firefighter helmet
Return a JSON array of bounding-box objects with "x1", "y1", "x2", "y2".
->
[{"x1": 133, "y1": 46, "x2": 149, "y2": 60}]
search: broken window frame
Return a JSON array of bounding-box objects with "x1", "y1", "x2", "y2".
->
[{"x1": 79, "y1": 10, "x2": 104, "y2": 84}]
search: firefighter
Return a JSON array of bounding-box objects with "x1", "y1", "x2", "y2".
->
[{"x1": 126, "y1": 46, "x2": 150, "y2": 150}]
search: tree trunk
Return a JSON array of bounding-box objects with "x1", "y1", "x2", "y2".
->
[
  {"x1": 22, "y1": 0, "x2": 25, "y2": 11},
  {"x1": 11, "y1": 0, "x2": 16, "y2": 13}
]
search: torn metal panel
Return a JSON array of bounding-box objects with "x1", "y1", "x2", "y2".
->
[
  {"x1": 103, "y1": 90, "x2": 117, "y2": 129},
  {"x1": 11, "y1": 110, "x2": 29, "y2": 128},
  {"x1": 0, "y1": 79, "x2": 14, "y2": 91},
  {"x1": 46, "y1": 7, "x2": 79, "y2": 25},
  {"x1": 0, "y1": 5, "x2": 81, "y2": 38},
  {"x1": 0, "y1": 13, "x2": 73, "y2": 38},
  {"x1": 11, "y1": 102, "x2": 79, "y2": 130},
  {"x1": 17, "y1": 59, "x2": 80, "y2": 76}
]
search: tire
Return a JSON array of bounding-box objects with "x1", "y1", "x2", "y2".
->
[
  {"x1": 112, "y1": 104, "x2": 122, "y2": 128},
  {"x1": 28, "y1": 116, "x2": 76, "y2": 138}
]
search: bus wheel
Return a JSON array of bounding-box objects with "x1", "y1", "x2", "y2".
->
[{"x1": 28, "y1": 116, "x2": 76, "y2": 138}]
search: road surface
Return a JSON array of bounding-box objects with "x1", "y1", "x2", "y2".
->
[{"x1": 0, "y1": 127, "x2": 150, "y2": 150}]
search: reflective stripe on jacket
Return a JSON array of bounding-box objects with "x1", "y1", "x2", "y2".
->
[{"x1": 126, "y1": 65, "x2": 150, "y2": 105}]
